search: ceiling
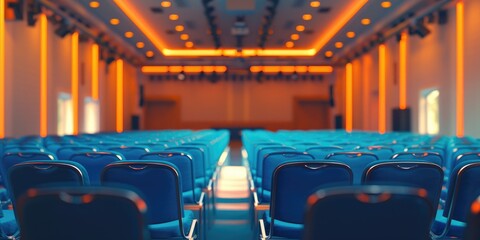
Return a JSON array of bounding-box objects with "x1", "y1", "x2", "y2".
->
[{"x1": 49, "y1": 0, "x2": 436, "y2": 67}]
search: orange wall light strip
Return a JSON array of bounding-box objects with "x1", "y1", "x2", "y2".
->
[
  {"x1": 116, "y1": 59, "x2": 124, "y2": 133},
  {"x1": 345, "y1": 63, "x2": 353, "y2": 132},
  {"x1": 456, "y1": 0, "x2": 464, "y2": 137},
  {"x1": 71, "y1": 32, "x2": 79, "y2": 135},
  {"x1": 399, "y1": 31, "x2": 407, "y2": 110},
  {"x1": 0, "y1": 0, "x2": 5, "y2": 138},
  {"x1": 40, "y1": 14, "x2": 48, "y2": 137},
  {"x1": 91, "y1": 44, "x2": 99, "y2": 101},
  {"x1": 249, "y1": 66, "x2": 333, "y2": 73},
  {"x1": 313, "y1": 0, "x2": 368, "y2": 51},
  {"x1": 141, "y1": 66, "x2": 228, "y2": 73},
  {"x1": 378, "y1": 44, "x2": 386, "y2": 134}
]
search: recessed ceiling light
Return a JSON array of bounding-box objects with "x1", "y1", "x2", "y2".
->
[
  {"x1": 325, "y1": 51, "x2": 333, "y2": 57},
  {"x1": 286, "y1": 41, "x2": 294, "y2": 48},
  {"x1": 296, "y1": 25, "x2": 305, "y2": 32},
  {"x1": 146, "y1": 51, "x2": 154, "y2": 57},
  {"x1": 361, "y1": 18, "x2": 371, "y2": 25},
  {"x1": 89, "y1": 1, "x2": 100, "y2": 8},
  {"x1": 335, "y1": 42, "x2": 343, "y2": 48},
  {"x1": 136, "y1": 42, "x2": 145, "y2": 49},
  {"x1": 381, "y1": 1, "x2": 392, "y2": 8},
  {"x1": 310, "y1": 1, "x2": 321, "y2": 8},
  {"x1": 291, "y1": 34, "x2": 300, "y2": 41},
  {"x1": 302, "y1": 14, "x2": 313, "y2": 21},
  {"x1": 180, "y1": 34, "x2": 189, "y2": 40},
  {"x1": 161, "y1": 1, "x2": 171, "y2": 8},
  {"x1": 175, "y1": 25, "x2": 184, "y2": 32},
  {"x1": 124, "y1": 31, "x2": 134, "y2": 38},
  {"x1": 110, "y1": 18, "x2": 120, "y2": 25},
  {"x1": 185, "y1": 41, "x2": 194, "y2": 48},
  {"x1": 169, "y1": 14, "x2": 179, "y2": 21},
  {"x1": 346, "y1": 31, "x2": 355, "y2": 38}
]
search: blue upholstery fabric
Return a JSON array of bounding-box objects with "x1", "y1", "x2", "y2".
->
[
  {"x1": 263, "y1": 213, "x2": 303, "y2": 239},
  {"x1": 305, "y1": 146, "x2": 343, "y2": 160},
  {"x1": 326, "y1": 152, "x2": 378, "y2": 184},
  {"x1": 108, "y1": 146, "x2": 150, "y2": 160},
  {"x1": 149, "y1": 210, "x2": 194, "y2": 239},
  {"x1": 70, "y1": 152, "x2": 123, "y2": 184},
  {"x1": 391, "y1": 152, "x2": 443, "y2": 166},
  {"x1": 432, "y1": 209, "x2": 466, "y2": 237},
  {"x1": 0, "y1": 210, "x2": 18, "y2": 239}
]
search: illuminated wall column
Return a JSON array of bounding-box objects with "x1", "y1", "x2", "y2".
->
[
  {"x1": 91, "y1": 44, "x2": 99, "y2": 100},
  {"x1": 0, "y1": 0, "x2": 5, "y2": 138},
  {"x1": 378, "y1": 44, "x2": 386, "y2": 134},
  {"x1": 40, "y1": 14, "x2": 48, "y2": 137},
  {"x1": 456, "y1": 0, "x2": 464, "y2": 137},
  {"x1": 399, "y1": 31, "x2": 408, "y2": 110},
  {"x1": 116, "y1": 59, "x2": 124, "y2": 133},
  {"x1": 71, "y1": 32, "x2": 79, "y2": 135},
  {"x1": 345, "y1": 63, "x2": 353, "y2": 132}
]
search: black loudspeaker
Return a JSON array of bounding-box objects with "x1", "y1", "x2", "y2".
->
[
  {"x1": 329, "y1": 84, "x2": 335, "y2": 107},
  {"x1": 131, "y1": 115, "x2": 140, "y2": 130},
  {"x1": 392, "y1": 108, "x2": 411, "y2": 132},
  {"x1": 139, "y1": 85, "x2": 144, "y2": 107},
  {"x1": 334, "y1": 115, "x2": 343, "y2": 129},
  {"x1": 438, "y1": 10, "x2": 448, "y2": 25}
]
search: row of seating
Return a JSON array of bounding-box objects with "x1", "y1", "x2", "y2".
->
[
  {"x1": 0, "y1": 130, "x2": 230, "y2": 240},
  {"x1": 242, "y1": 130, "x2": 480, "y2": 239}
]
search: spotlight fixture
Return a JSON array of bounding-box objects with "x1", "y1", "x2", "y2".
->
[
  {"x1": 54, "y1": 22, "x2": 73, "y2": 38},
  {"x1": 412, "y1": 21, "x2": 431, "y2": 38}
]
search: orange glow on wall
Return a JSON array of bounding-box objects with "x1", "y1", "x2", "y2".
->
[
  {"x1": 141, "y1": 65, "x2": 228, "y2": 73},
  {"x1": 71, "y1": 32, "x2": 79, "y2": 135},
  {"x1": 399, "y1": 31, "x2": 407, "y2": 110},
  {"x1": 40, "y1": 14, "x2": 48, "y2": 137},
  {"x1": 116, "y1": 59, "x2": 124, "y2": 133},
  {"x1": 456, "y1": 1, "x2": 464, "y2": 137},
  {"x1": 249, "y1": 66, "x2": 333, "y2": 73},
  {"x1": 91, "y1": 44, "x2": 99, "y2": 100},
  {"x1": 378, "y1": 44, "x2": 386, "y2": 134},
  {"x1": 0, "y1": 0, "x2": 5, "y2": 138},
  {"x1": 345, "y1": 63, "x2": 353, "y2": 132},
  {"x1": 313, "y1": 0, "x2": 368, "y2": 51}
]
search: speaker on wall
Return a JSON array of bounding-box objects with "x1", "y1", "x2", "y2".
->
[
  {"x1": 139, "y1": 85, "x2": 144, "y2": 107},
  {"x1": 329, "y1": 84, "x2": 335, "y2": 107},
  {"x1": 334, "y1": 115, "x2": 343, "y2": 129},
  {"x1": 392, "y1": 108, "x2": 411, "y2": 132},
  {"x1": 131, "y1": 115, "x2": 140, "y2": 130}
]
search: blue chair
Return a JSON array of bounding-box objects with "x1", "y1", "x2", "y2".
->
[
  {"x1": 166, "y1": 146, "x2": 208, "y2": 187},
  {"x1": 69, "y1": 152, "x2": 123, "y2": 184},
  {"x1": 8, "y1": 161, "x2": 89, "y2": 208},
  {"x1": 358, "y1": 146, "x2": 394, "y2": 160},
  {"x1": 326, "y1": 152, "x2": 378, "y2": 184},
  {"x1": 465, "y1": 196, "x2": 480, "y2": 240},
  {"x1": 363, "y1": 160, "x2": 444, "y2": 215},
  {"x1": 432, "y1": 161, "x2": 480, "y2": 238},
  {"x1": 16, "y1": 186, "x2": 150, "y2": 240},
  {"x1": 57, "y1": 146, "x2": 97, "y2": 160},
  {"x1": 108, "y1": 146, "x2": 150, "y2": 160},
  {"x1": 391, "y1": 152, "x2": 443, "y2": 166},
  {"x1": 101, "y1": 161, "x2": 197, "y2": 239},
  {"x1": 0, "y1": 208, "x2": 18, "y2": 240},
  {"x1": 260, "y1": 161, "x2": 353, "y2": 239},
  {"x1": 253, "y1": 146, "x2": 295, "y2": 178},
  {"x1": 302, "y1": 185, "x2": 434, "y2": 240},
  {"x1": 305, "y1": 146, "x2": 343, "y2": 159}
]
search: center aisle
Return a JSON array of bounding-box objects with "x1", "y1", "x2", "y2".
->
[{"x1": 207, "y1": 142, "x2": 253, "y2": 239}]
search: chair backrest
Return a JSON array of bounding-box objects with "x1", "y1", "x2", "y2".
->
[
  {"x1": 57, "y1": 146, "x2": 97, "y2": 160},
  {"x1": 108, "y1": 146, "x2": 150, "y2": 160},
  {"x1": 1, "y1": 151, "x2": 55, "y2": 188},
  {"x1": 101, "y1": 161, "x2": 185, "y2": 228},
  {"x1": 270, "y1": 161, "x2": 352, "y2": 229},
  {"x1": 17, "y1": 186, "x2": 150, "y2": 240},
  {"x1": 70, "y1": 152, "x2": 123, "y2": 184},
  {"x1": 167, "y1": 146, "x2": 206, "y2": 180},
  {"x1": 363, "y1": 160, "x2": 444, "y2": 213},
  {"x1": 326, "y1": 152, "x2": 378, "y2": 184},
  {"x1": 255, "y1": 146, "x2": 295, "y2": 175},
  {"x1": 303, "y1": 185, "x2": 433, "y2": 240},
  {"x1": 454, "y1": 152, "x2": 480, "y2": 168},
  {"x1": 8, "y1": 161, "x2": 89, "y2": 207},
  {"x1": 358, "y1": 146, "x2": 394, "y2": 160},
  {"x1": 465, "y1": 196, "x2": 480, "y2": 240},
  {"x1": 391, "y1": 151, "x2": 443, "y2": 166},
  {"x1": 305, "y1": 146, "x2": 343, "y2": 159}
]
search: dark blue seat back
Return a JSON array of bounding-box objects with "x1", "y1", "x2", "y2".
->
[
  {"x1": 359, "y1": 146, "x2": 394, "y2": 160},
  {"x1": 305, "y1": 146, "x2": 343, "y2": 159},
  {"x1": 326, "y1": 152, "x2": 378, "y2": 184},
  {"x1": 17, "y1": 187, "x2": 149, "y2": 240},
  {"x1": 108, "y1": 146, "x2": 150, "y2": 160},
  {"x1": 303, "y1": 185, "x2": 434, "y2": 240},
  {"x1": 255, "y1": 146, "x2": 295, "y2": 176},
  {"x1": 70, "y1": 152, "x2": 123, "y2": 184},
  {"x1": 1, "y1": 151, "x2": 55, "y2": 188},
  {"x1": 101, "y1": 161, "x2": 184, "y2": 225},
  {"x1": 465, "y1": 197, "x2": 480, "y2": 240},
  {"x1": 166, "y1": 146, "x2": 206, "y2": 180},
  {"x1": 392, "y1": 152, "x2": 443, "y2": 166},
  {"x1": 57, "y1": 146, "x2": 97, "y2": 160}
]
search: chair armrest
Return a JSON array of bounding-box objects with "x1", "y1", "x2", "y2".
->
[
  {"x1": 259, "y1": 219, "x2": 267, "y2": 240},
  {"x1": 186, "y1": 219, "x2": 198, "y2": 240}
]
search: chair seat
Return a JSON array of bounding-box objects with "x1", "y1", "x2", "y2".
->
[
  {"x1": 182, "y1": 188, "x2": 203, "y2": 204},
  {"x1": 149, "y1": 210, "x2": 194, "y2": 239},
  {"x1": 432, "y1": 209, "x2": 466, "y2": 237},
  {"x1": 263, "y1": 211, "x2": 303, "y2": 239},
  {"x1": 0, "y1": 210, "x2": 18, "y2": 238}
]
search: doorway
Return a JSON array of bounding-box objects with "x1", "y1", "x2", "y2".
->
[
  {"x1": 293, "y1": 97, "x2": 331, "y2": 130},
  {"x1": 144, "y1": 97, "x2": 181, "y2": 130}
]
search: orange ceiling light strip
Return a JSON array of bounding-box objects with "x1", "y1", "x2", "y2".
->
[
  {"x1": 249, "y1": 66, "x2": 333, "y2": 73},
  {"x1": 141, "y1": 66, "x2": 228, "y2": 73},
  {"x1": 399, "y1": 31, "x2": 407, "y2": 110},
  {"x1": 113, "y1": 0, "x2": 167, "y2": 53},
  {"x1": 345, "y1": 63, "x2": 353, "y2": 133},
  {"x1": 378, "y1": 44, "x2": 386, "y2": 134},
  {"x1": 313, "y1": 0, "x2": 368, "y2": 51},
  {"x1": 0, "y1": 0, "x2": 5, "y2": 138},
  {"x1": 91, "y1": 44, "x2": 99, "y2": 100},
  {"x1": 71, "y1": 32, "x2": 79, "y2": 135},
  {"x1": 456, "y1": 0, "x2": 464, "y2": 137},
  {"x1": 116, "y1": 59, "x2": 124, "y2": 133},
  {"x1": 40, "y1": 14, "x2": 48, "y2": 137}
]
